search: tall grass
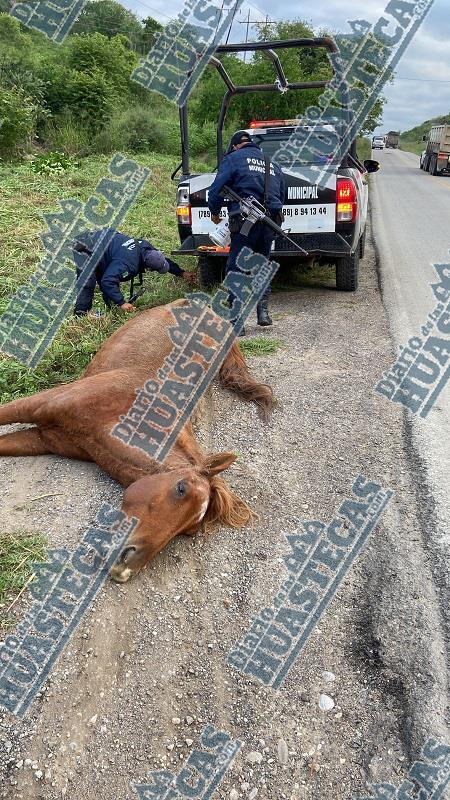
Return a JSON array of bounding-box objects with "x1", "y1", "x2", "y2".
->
[
  {"x1": 0, "y1": 152, "x2": 205, "y2": 402},
  {"x1": 0, "y1": 531, "x2": 47, "y2": 629}
]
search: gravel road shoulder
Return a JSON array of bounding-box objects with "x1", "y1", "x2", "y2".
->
[{"x1": 0, "y1": 220, "x2": 448, "y2": 800}]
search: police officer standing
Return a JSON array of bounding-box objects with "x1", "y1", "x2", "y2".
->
[{"x1": 208, "y1": 130, "x2": 285, "y2": 330}]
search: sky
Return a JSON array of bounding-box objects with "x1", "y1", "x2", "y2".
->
[{"x1": 123, "y1": 0, "x2": 450, "y2": 135}]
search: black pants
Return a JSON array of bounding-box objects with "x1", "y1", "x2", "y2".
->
[
  {"x1": 74, "y1": 268, "x2": 101, "y2": 314},
  {"x1": 225, "y1": 219, "x2": 275, "y2": 321}
]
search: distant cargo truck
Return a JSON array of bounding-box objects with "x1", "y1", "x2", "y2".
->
[
  {"x1": 385, "y1": 131, "x2": 399, "y2": 149},
  {"x1": 421, "y1": 125, "x2": 450, "y2": 175}
]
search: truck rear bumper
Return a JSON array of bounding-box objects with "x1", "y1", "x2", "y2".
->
[{"x1": 173, "y1": 231, "x2": 354, "y2": 259}]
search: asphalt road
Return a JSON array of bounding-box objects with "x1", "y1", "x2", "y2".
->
[{"x1": 370, "y1": 147, "x2": 450, "y2": 616}]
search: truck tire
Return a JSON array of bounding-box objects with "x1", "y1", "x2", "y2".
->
[
  {"x1": 432, "y1": 156, "x2": 442, "y2": 176},
  {"x1": 431, "y1": 156, "x2": 438, "y2": 176},
  {"x1": 336, "y1": 248, "x2": 359, "y2": 292},
  {"x1": 198, "y1": 255, "x2": 225, "y2": 290}
]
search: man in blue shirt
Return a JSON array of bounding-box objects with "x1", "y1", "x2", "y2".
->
[
  {"x1": 208, "y1": 130, "x2": 286, "y2": 330},
  {"x1": 73, "y1": 228, "x2": 194, "y2": 316}
]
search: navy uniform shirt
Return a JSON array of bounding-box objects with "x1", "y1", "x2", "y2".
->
[
  {"x1": 208, "y1": 143, "x2": 286, "y2": 218},
  {"x1": 73, "y1": 228, "x2": 183, "y2": 306}
]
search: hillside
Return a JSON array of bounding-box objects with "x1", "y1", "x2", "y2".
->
[{"x1": 400, "y1": 112, "x2": 450, "y2": 155}]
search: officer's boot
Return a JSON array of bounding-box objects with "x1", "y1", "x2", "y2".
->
[{"x1": 257, "y1": 297, "x2": 272, "y2": 327}]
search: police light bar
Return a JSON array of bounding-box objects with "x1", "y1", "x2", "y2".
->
[{"x1": 249, "y1": 119, "x2": 301, "y2": 128}]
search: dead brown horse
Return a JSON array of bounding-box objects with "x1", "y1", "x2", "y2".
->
[{"x1": 0, "y1": 300, "x2": 274, "y2": 582}]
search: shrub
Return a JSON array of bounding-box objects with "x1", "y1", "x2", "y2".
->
[
  {"x1": 91, "y1": 104, "x2": 172, "y2": 154},
  {"x1": 0, "y1": 87, "x2": 36, "y2": 157},
  {"x1": 30, "y1": 151, "x2": 77, "y2": 175},
  {"x1": 65, "y1": 69, "x2": 114, "y2": 126},
  {"x1": 66, "y1": 32, "x2": 137, "y2": 99},
  {"x1": 42, "y1": 111, "x2": 92, "y2": 155}
]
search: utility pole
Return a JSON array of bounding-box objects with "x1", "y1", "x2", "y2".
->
[
  {"x1": 238, "y1": 14, "x2": 277, "y2": 59},
  {"x1": 243, "y1": 9, "x2": 250, "y2": 62}
]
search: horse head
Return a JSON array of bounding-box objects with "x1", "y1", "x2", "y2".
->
[{"x1": 109, "y1": 452, "x2": 254, "y2": 582}]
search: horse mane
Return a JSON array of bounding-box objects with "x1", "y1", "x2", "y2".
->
[{"x1": 204, "y1": 475, "x2": 256, "y2": 529}]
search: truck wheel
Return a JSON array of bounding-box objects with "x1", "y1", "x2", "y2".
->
[
  {"x1": 336, "y1": 249, "x2": 359, "y2": 292},
  {"x1": 431, "y1": 156, "x2": 438, "y2": 175},
  {"x1": 359, "y1": 228, "x2": 367, "y2": 259},
  {"x1": 198, "y1": 255, "x2": 225, "y2": 290}
]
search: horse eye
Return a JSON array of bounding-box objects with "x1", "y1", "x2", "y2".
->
[{"x1": 176, "y1": 480, "x2": 187, "y2": 497}]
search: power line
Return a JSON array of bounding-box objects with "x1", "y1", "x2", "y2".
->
[
  {"x1": 120, "y1": 0, "x2": 172, "y2": 21},
  {"x1": 395, "y1": 76, "x2": 450, "y2": 84},
  {"x1": 225, "y1": 0, "x2": 241, "y2": 45}
]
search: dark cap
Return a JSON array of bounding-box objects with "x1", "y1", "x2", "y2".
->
[{"x1": 228, "y1": 130, "x2": 252, "y2": 151}]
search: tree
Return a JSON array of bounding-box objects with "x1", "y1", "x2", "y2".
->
[
  {"x1": 190, "y1": 20, "x2": 332, "y2": 128},
  {"x1": 140, "y1": 16, "x2": 163, "y2": 54},
  {"x1": 72, "y1": 0, "x2": 142, "y2": 46}
]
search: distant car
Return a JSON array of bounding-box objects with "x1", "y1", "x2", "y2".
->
[
  {"x1": 372, "y1": 137, "x2": 385, "y2": 150},
  {"x1": 420, "y1": 150, "x2": 427, "y2": 169}
]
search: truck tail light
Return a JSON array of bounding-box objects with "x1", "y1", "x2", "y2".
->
[
  {"x1": 176, "y1": 186, "x2": 192, "y2": 226},
  {"x1": 336, "y1": 178, "x2": 357, "y2": 223},
  {"x1": 177, "y1": 205, "x2": 191, "y2": 225}
]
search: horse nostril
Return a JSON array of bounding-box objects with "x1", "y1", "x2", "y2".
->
[{"x1": 120, "y1": 545, "x2": 137, "y2": 564}]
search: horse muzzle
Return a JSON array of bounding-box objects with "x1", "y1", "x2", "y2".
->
[{"x1": 109, "y1": 545, "x2": 139, "y2": 583}]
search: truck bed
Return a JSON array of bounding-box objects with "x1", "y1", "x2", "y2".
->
[{"x1": 429, "y1": 125, "x2": 450, "y2": 153}]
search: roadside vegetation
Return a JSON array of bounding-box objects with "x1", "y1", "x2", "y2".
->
[
  {"x1": 0, "y1": 531, "x2": 47, "y2": 629},
  {"x1": 357, "y1": 137, "x2": 372, "y2": 162},
  {"x1": 0, "y1": 3, "x2": 385, "y2": 162},
  {"x1": 239, "y1": 338, "x2": 284, "y2": 356},
  {"x1": 400, "y1": 113, "x2": 450, "y2": 156},
  {"x1": 0, "y1": 152, "x2": 199, "y2": 403},
  {"x1": 0, "y1": 3, "x2": 385, "y2": 404}
]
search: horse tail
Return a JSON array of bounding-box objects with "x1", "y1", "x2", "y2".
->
[{"x1": 218, "y1": 340, "x2": 276, "y2": 422}]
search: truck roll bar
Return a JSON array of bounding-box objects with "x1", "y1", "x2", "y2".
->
[{"x1": 178, "y1": 37, "x2": 348, "y2": 177}]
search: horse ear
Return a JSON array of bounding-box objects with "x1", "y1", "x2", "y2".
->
[{"x1": 203, "y1": 452, "x2": 236, "y2": 477}]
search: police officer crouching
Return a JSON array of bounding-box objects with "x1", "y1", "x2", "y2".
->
[
  {"x1": 73, "y1": 228, "x2": 195, "y2": 316},
  {"x1": 208, "y1": 130, "x2": 286, "y2": 331}
]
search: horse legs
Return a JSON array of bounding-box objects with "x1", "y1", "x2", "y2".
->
[
  {"x1": 0, "y1": 386, "x2": 68, "y2": 427},
  {"x1": 0, "y1": 428, "x2": 50, "y2": 456}
]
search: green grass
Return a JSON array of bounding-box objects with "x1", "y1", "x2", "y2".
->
[
  {"x1": 399, "y1": 140, "x2": 424, "y2": 156},
  {"x1": 0, "y1": 531, "x2": 47, "y2": 629},
  {"x1": 399, "y1": 113, "x2": 450, "y2": 156},
  {"x1": 239, "y1": 337, "x2": 283, "y2": 356},
  {"x1": 0, "y1": 151, "x2": 208, "y2": 402}
]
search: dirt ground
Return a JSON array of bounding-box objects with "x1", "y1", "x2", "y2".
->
[{"x1": 0, "y1": 220, "x2": 448, "y2": 800}]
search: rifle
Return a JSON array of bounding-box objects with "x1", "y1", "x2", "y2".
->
[{"x1": 221, "y1": 185, "x2": 309, "y2": 256}]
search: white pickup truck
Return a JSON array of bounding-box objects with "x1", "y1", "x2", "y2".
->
[{"x1": 172, "y1": 38, "x2": 380, "y2": 292}]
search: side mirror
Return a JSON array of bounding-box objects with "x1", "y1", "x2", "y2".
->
[{"x1": 364, "y1": 159, "x2": 381, "y2": 173}]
